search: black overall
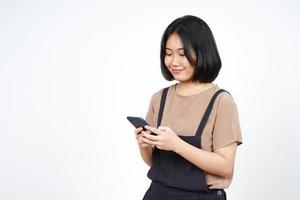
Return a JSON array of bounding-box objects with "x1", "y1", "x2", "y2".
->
[{"x1": 143, "y1": 87, "x2": 228, "y2": 200}]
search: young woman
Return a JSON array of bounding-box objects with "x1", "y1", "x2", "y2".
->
[{"x1": 134, "y1": 15, "x2": 243, "y2": 200}]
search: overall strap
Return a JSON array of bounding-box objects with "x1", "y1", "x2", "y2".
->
[
  {"x1": 157, "y1": 87, "x2": 169, "y2": 127},
  {"x1": 195, "y1": 89, "x2": 230, "y2": 137}
]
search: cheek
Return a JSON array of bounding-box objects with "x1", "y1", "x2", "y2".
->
[{"x1": 164, "y1": 57, "x2": 171, "y2": 67}]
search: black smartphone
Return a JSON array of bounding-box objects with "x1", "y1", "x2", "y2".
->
[{"x1": 126, "y1": 116, "x2": 157, "y2": 135}]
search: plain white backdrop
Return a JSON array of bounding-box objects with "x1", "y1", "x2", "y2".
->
[{"x1": 1, "y1": 0, "x2": 300, "y2": 199}]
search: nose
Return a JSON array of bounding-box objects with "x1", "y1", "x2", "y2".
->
[{"x1": 170, "y1": 54, "x2": 180, "y2": 67}]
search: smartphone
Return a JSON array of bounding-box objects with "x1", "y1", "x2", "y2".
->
[{"x1": 127, "y1": 116, "x2": 157, "y2": 135}]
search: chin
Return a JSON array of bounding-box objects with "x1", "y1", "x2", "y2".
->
[{"x1": 173, "y1": 76, "x2": 191, "y2": 82}]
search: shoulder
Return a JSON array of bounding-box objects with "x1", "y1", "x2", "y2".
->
[
  {"x1": 218, "y1": 91, "x2": 235, "y2": 104},
  {"x1": 215, "y1": 88, "x2": 239, "y2": 113},
  {"x1": 148, "y1": 84, "x2": 174, "y2": 105}
]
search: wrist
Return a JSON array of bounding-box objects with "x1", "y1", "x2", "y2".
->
[
  {"x1": 139, "y1": 144, "x2": 153, "y2": 151},
  {"x1": 174, "y1": 137, "x2": 184, "y2": 154}
]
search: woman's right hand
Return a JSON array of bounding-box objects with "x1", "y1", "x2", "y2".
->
[{"x1": 135, "y1": 127, "x2": 153, "y2": 149}]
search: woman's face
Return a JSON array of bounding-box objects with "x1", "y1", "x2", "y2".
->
[{"x1": 164, "y1": 33, "x2": 196, "y2": 83}]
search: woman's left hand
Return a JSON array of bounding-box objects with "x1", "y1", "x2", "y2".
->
[{"x1": 141, "y1": 125, "x2": 181, "y2": 152}]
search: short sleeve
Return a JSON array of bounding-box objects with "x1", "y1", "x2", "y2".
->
[
  {"x1": 144, "y1": 90, "x2": 163, "y2": 128},
  {"x1": 213, "y1": 92, "x2": 243, "y2": 150},
  {"x1": 145, "y1": 96, "x2": 155, "y2": 127},
  {"x1": 144, "y1": 92, "x2": 159, "y2": 128}
]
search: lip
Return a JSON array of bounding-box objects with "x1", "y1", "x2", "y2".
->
[{"x1": 171, "y1": 69, "x2": 184, "y2": 74}]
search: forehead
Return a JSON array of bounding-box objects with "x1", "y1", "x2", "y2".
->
[{"x1": 166, "y1": 33, "x2": 184, "y2": 50}]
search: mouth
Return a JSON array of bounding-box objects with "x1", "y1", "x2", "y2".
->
[{"x1": 171, "y1": 68, "x2": 184, "y2": 75}]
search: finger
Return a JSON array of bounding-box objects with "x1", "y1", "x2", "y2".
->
[
  {"x1": 139, "y1": 138, "x2": 148, "y2": 145},
  {"x1": 141, "y1": 131, "x2": 154, "y2": 138},
  {"x1": 135, "y1": 131, "x2": 142, "y2": 137},
  {"x1": 141, "y1": 131, "x2": 148, "y2": 138},
  {"x1": 137, "y1": 132, "x2": 145, "y2": 139},
  {"x1": 141, "y1": 137, "x2": 159, "y2": 146},
  {"x1": 136, "y1": 133, "x2": 142, "y2": 139},
  {"x1": 158, "y1": 126, "x2": 169, "y2": 131},
  {"x1": 143, "y1": 132, "x2": 159, "y2": 141},
  {"x1": 138, "y1": 133, "x2": 144, "y2": 139},
  {"x1": 145, "y1": 125, "x2": 161, "y2": 135},
  {"x1": 135, "y1": 127, "x2": 142, "y2": 132},
  {"x1": 135, "y1": 127, "x2": 143, "y2": 134},
  {"x1": 144, "y1": 130, "x2": 156, "y2": 136}
]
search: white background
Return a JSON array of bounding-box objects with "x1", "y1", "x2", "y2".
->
[{"x1": 1, "y1": 0, "x2": 300, "y2": 199}]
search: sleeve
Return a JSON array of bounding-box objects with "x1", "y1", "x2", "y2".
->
[
  {"x1": 144, "y1": 89, "x2": 163, "y2": 128},
  {"x1": 145, "y1": 93, "x2": 157, "y2": 128},
  {"x1": 212, "y1": 92, "x2": 243, "y2": 150}
]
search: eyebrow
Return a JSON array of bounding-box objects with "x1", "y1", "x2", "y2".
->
[{"x1": 166, "y1": 47, "x2": 184, "y2": 50}]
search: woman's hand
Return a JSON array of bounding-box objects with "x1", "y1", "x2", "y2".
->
[
  {"x1": 134, "y1": 127, "x2": 154, "y2": 149},
  {"x1": 141, "y1": 126, "x2": 181, "y2": 152}
]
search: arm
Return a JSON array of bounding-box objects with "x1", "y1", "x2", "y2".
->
[
  {"x1": 175, "y1": 139, "x2": 238, "y2": 177},
  {"x1": 134, "y1": 127, "x2": 154, "y2": 167},
  {"x1": 138, "y1": 145, "x2": 154, "y2": 167},
  {"x1": 143, "y1": 126, "x2": 238, "y2": 178}
]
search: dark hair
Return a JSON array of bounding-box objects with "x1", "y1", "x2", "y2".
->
[{"x1": 160, "y1": 15, "x2": 221, "y2": 83}]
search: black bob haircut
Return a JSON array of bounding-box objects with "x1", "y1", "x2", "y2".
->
[{"x1": 160, "y1": 15, "x2": 221, "y2": 83}]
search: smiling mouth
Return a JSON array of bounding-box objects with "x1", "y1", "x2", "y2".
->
[{"x1": 171, "y1": 69, "x2": 184, "y2": 74}]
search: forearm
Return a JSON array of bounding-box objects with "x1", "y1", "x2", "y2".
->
[
  {"x1": 139, "y1": 146, "x2": 153, "y2": 167},
  {"x1": 174, "y1": 140, "x2": 235, "y2": 178}
]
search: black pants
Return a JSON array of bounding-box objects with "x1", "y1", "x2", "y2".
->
[{"x1": 143, "y1": 181, "x2": 227, "y2": 200}]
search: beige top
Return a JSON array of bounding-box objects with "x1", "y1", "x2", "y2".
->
[{"x1": 145, "y1": 83, "x2": 243, "y2": 189}]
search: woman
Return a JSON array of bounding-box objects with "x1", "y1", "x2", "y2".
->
[{"x1": 134, "y1": 15, "x2": 243, "y2": 200}]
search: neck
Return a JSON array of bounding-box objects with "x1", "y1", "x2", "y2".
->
[
  {"x1": 176, "y1": 81, "x2": 214, "y2": 96},
  {"x1": 177, "y1": 81, "x2": 212, "y2": 89}
]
